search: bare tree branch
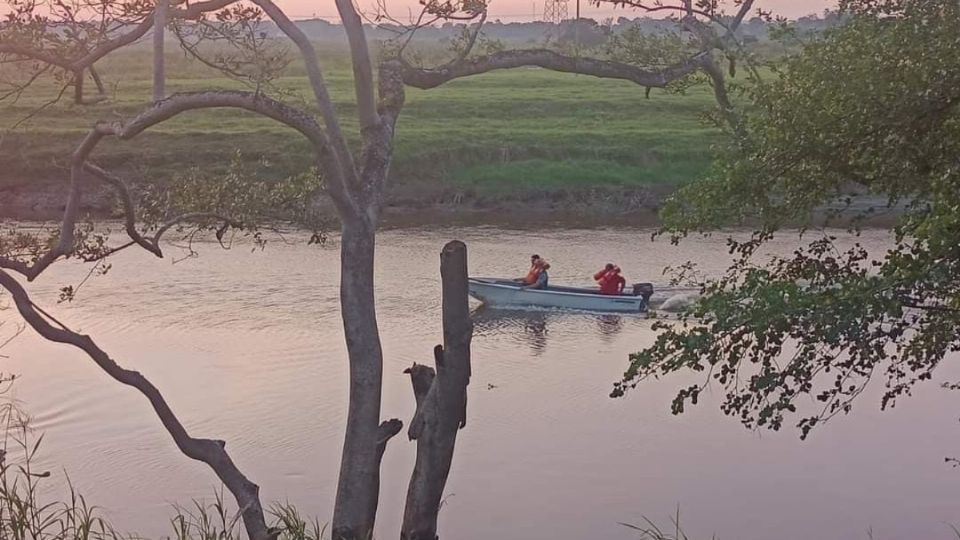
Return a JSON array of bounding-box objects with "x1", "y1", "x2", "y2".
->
[
  {"x1": 606, "y1": 0, "x2": 755, "y2": 35},
  {"x1": 451, "y1": 10, "x2": 488, "y2": 65},
  {"x1": 0, "y1": 0, "x2": 244, "y2": 105},
  {"x1": 700, "y1": 54, "x2": 745, "y2": 137},
  {"x1": 77, "y1": 0, "x2": 242, "y2": 68},
  {"x1": 83, "y1": 163, "x2": 239, "y2": 259},
  {"x1": 0, "y1": 269, "x2": 270, "y2": 540},
  {"x1": 89, "y1": 65, "x2": 106, "y2": 94},
  {"x1": 250, "y1": 0, "x2": 361, "y2": 209},
  {"x1": 6, "y1": 81, "x2": 72, "y2": 130},
  {"x1": 99, "y1": 91, "x2": 325, "y2": 141},
  {"x1": 83, "y1": 163, "x2": 163, "y2": 256},
  {"x1": 731, "y1": 0, "x2": 757, "y2": 28},
  {"x1": 1, "y1": 3, "x2": 761, "y2": 539},
  {"x1": 400, "y1": 49, "x2": 710, "y2": 89},
  {"x1": 0, "y1": 64, "x2": 54, "y2": 103},
  {"x1": 0, "y1": 90, "x2": 339, "y2": 281},
  {"x1": 334, "y1": 0, "x2": 380, "y2": 131},
  {"x1": 0, "y1": 44, "x2": 75, "y2": 70},
  {"x1": 151, "y1": 212, "x2": 242, "y2": 245}
]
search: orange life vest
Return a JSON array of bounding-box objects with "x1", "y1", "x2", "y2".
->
[
  {"x1": 523, "y1": 265, "x2": 543, "y2": 285},
  {"x1": 594, "y1": 268, "x2": 626, "y2": 295}
]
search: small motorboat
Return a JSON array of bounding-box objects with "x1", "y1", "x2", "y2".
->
[{"x1": 468, "y1": 278, "x2": 654, "y2": 313}]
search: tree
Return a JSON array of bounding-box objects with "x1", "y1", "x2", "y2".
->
[
  {"x1": 614, "y1": 0, "x2": 960, "y2": 441},
  {"x1": 0, "y1": 0, "x2": 758, "y2": 538},
  {"x1": 0, "y1": 0, "x2": 159, "y2": 105},
  {"x1": 553, "y1": 18, "x2": 611, "y2": 50}
]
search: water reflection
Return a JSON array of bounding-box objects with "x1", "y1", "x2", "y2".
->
[
  {"x1": 471, "y1": 306, "x2": 626, "y2": 354},
  {"x1": 522, "y1": 315, "x2": 548, "y2": 355},
  {"x1": 472, "y1": 306, "x2": 547, "y2": 355},
  {"x1": 595, "y1": 315, "x2": 623, "y2": 341}
]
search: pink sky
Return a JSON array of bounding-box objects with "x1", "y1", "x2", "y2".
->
[{"x1": 276, "y1": 0, "x2": 837, "y2": 21}]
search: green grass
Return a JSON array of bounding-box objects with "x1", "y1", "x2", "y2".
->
[
  {"x1": 452, "y1": 158, "x2": 700, "y2": 192},
  {"x1": 0, "y1": 46, "x2": 725, "y2": 198}
]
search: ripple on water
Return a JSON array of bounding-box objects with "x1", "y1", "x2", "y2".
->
[{"x1": 7, "y1": 226, "x2": 958, "y2": 540}]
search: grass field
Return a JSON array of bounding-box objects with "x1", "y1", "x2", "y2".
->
[{"x1": 0, "y1": 47, "x2": 725, "y2": 201}]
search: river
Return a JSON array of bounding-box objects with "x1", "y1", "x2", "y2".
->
[{"x1": 2, "y1": 226, "x2": 958, "y2": 540}]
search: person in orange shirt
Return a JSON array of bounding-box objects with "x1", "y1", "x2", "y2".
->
[
  {"x1": 523, "y1": 262, "x2": 550, "y2": 289},
  {"x1": 518, "y1": 254, "x2": 544, "y2": 285},
  {"x1": 594, "y1": 263, "x2": 626, "y2": 295}
]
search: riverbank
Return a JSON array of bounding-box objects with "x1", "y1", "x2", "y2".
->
[
  {"x1": 0, "y1": 175, "x2": 901, "y2": 229},
  {"x1": 0, "y1": 174, "x2": 666, "y2": 224},
  {"x1": 1, "y1": 50, "x2": 903, "y2": 229},
  {"x1": 0, "y1": 48, "x2": 719, "y2": 221}
]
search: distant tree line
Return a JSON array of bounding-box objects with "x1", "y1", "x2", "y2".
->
[{"x1": 287, "y1": 11, "x2": 845, "y2": 48}]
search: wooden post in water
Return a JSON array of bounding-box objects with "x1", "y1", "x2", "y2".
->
[{"x1": 401, "y1": 240, "x2": 473, "y2": 540}]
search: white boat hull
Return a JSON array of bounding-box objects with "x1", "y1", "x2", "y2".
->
[{"x1": 468, "y1": 278, "x2": 647, "y2": 313}]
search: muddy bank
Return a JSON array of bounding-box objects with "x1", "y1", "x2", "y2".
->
[
  {"x1": 0, "y1": 178, "x2": 667, "y2": 226},
  {"x1": 0, "y1": 178, "x2": 901, "y2": 228}
]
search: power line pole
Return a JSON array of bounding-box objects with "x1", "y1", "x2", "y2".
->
[{"x1": 543, "y1": 0, "x2": 567, "y2": 23}]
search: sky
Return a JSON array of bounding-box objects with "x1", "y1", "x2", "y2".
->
[{"x1": 277, "y1": 0, "x2": 837, "y2": 22}]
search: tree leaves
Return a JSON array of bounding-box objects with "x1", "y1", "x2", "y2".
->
[
  {"x1": 140, "y1": 150, "x2": 330, "y2": 245},
  {"x1": 618, "y1": 0, "x2": 960, "y2": 439}
]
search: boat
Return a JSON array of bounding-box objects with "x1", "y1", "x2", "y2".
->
[{"x1": 468, "y1": 278, "x2": 653, "y2": 313}]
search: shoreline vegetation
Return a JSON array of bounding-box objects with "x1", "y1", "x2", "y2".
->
[
  {"x1": 0, "y1": 55, "x2": 897, "y2": 228},
  {"x1": 0, "y1": 13, "x2": 856, "y2": 227},
  {"x1": 0, "y1": 44, "x2": 720, "y2": 223},
  {"x1": 3, "y1": 63, "x2": 894, "y2": 226}
]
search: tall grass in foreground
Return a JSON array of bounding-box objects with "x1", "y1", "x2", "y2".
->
[
  {"x1": 620, "y1": 509, "x2": 960, "y2": 540},
  {"x1": 0, "y1": 435, "x2": 116, "y2": 540},
  {"x1": 0, "y1": 399, "x2": 324, "y2": 540},
  {"x1": 0, "y1": 389, "x2": 119, "y2": 540},
  {"x1": 620, "y1": 507, "x2": 715, "y2": 540},
  {"x1": 0, "y1": 374, "x2": 955, "y2": 540},
  {"x1": 168, "y1": 490, "x2": 325, "y2": 540},
  {"x1": 6, "y1": 423, "x2": 960, "y2": 540}
]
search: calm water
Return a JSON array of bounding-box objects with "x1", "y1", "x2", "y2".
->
[{"x1": 3, "y1": 226, "x2": 958, "y2": 540}]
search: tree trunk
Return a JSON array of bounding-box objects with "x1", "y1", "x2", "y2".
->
[
  {"x1": 333, "y1": 216, "x2": 398, "y2": 540},
  {"x1": 401, "y1": 240, "x2": 473, "y2": 540},
  {"x1": 73, "y1": 69, "x2": 84, "y2": 104},
  {"x1": 90, "y1": 65, "x2": 106, "y2": 95},
  {"x1": 153, "y1": 0, "x2": 166, "y2": 101}
]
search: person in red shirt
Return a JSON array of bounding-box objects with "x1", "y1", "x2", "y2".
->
[{"x1": 594, "y1": 263, "x2": 626, "y2": 295}]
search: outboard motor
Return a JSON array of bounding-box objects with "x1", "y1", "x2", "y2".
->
[{"x1": 632, "y1": 283, "x2": 654, "y2": 304}]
